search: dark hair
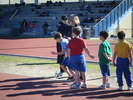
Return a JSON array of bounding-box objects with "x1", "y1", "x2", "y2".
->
[
  {"x1": 61, "y1": 16, "x2": 68, "y2": 21},
  {"x1": 54, "y1": 32, "x2": 62, "y2": 39},
  {"x1": 99, "y1": 31, "x2": 109, "y2": 39},
  {"x1": 73, "y1": 27, "x2": 81, "y2": 36},
  {"x1": 117, "y1": 31, "x2": 125, "y2": 40}
]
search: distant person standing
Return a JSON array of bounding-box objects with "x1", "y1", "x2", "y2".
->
[
  {"x1": 20, "y1": 19, "x2": 28, "y2": 33},
  {"x1": 69, "y1": 15, "x2": 83, "y2": 38},
  {"x1": 55, "y1": 16, "x2": 70, "y2": 78},
  {"x1": 43, "y1": 22, "x2": 49, "y2": 36},
  {"x1": 57, "y1": 16, "x2": 70, "y2": 38}
]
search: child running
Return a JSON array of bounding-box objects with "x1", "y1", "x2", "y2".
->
[
  {"x1": 113, "y1": 31, "x2": 133, "y2": 91},
  {"x1": 98, "y1": 31, "x2": 112, "y2": 89},
  {"x1": 52, "y1": 32, "x2": 73, "y2": 80},
  {"x1": 67, "y1": 27, "x2": 94, "y2": 89}
]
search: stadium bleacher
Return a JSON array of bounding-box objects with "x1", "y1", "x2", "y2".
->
[{"x1": 0, "y1": 1, "x2": 121, "y2": 37}]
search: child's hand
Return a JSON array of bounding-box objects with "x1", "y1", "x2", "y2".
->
[
  {"x1": 108, "y1": 57, "x2": 112, "y2": 62},
  {"x1": 51, "y1": 51, "x2": 57, "y2": 55},
  {"x1": 113, "y1": 61, "x2": 116, "y2": 67}
]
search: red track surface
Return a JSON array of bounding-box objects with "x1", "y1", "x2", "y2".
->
[
  {"x1": 0, "y1": 38, "x2": 102, "y2": 62},
  {"x1": 0, "y1": 73, "x2": 133, "y2": 100},
  {"x1": 0, "y1": 38, "x2": 133, "y2": 100}
]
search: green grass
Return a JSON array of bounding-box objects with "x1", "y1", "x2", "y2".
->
[
  {"x1": 0, "y1": 55, "x2": 58, "y2": 67},
  {"x1": 0, "y1": 55, "x2": 132, "y2": 73},
  {"x1": 0, "y1": 55, "x2": 118, "y2": 72}
]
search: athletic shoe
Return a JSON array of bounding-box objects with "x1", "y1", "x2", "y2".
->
[
  {"x1": 81, "y1": 83, "x2": 87, "y2": 88},
  {"x1": 67, "y1": 77, "x2": 74, "y2": 81},
  {"x1": 128, "y1": 86, "x2": 133, "y2": 91},
  {"x1": 106, "y1": 83, "x2": 110, "y2": 88},
  {"x1": 55, "y1": 72, "x2": 63, "y2": 79},
  {"x1": 99, "y1": 84, "x2": 107, "y2": 89},
  {"x1": 71, "y1": 82, "x2": 80, "y2": 89},
  {"x1": 117, "y1": 86, "x2": 123, "y2": 91}
]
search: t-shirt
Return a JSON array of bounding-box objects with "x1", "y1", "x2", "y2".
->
[
  {"x1": 114, "y1": 40, "x2": 132, "y2": 58},
  {"x1": 98, "y1": 41, "x2": 112, "y2": 65},
  {"x1": 68, "y1": 37, "x2": 86, "y2": 56},
  {"x1": 57, "y1": 23, "x2": 70, "y2": 37},
  {"x1": 60, "y1": 38, "x2": 69, "y2": 57}
]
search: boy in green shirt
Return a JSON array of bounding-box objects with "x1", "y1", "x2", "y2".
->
[{"x1": 98, "y1": 31, "x2": 112, "y2": 89}]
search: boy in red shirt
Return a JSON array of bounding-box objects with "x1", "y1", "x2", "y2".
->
[{"x1": 68, "y1": 27, "x2": 94, "y2": 89}]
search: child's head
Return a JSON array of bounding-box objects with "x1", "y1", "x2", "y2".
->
[
  {"x1": 61, "y1": 16, "x2": 68, "y2": 24},
  {"x1": 54, "y1": 32, "x2": 62, "y2": 42},
  {"x1": 69, "y1": 15, "x2": 80, "y2": 25},
  {"x1": 99, "y1": 31, "x2": 109, "y2": 41},
  {"x1": 117, "y1": 31, "x2": 125, "y2": 40},
  {"x1": 72, "y1": 27, "x2": 81, "y2": 37}
]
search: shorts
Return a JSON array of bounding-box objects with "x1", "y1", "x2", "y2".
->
[
  {"x1": 57, "y1": 55, "x2": 65, "y2": 64},
  {"x1": 99, "y1": 64, "x2": 110, "y2": 77},
  {"x1": 69, "y1": 54, "x2": 86, "y2": 72},
  {"x1": 61, "y1": 57, "x2": 70, "y2": 67}
]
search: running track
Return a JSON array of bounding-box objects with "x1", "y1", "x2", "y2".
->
[
  {"x1": 0, "y1": 38, "x2": 101, "y2": 62},
  {"x1": 0, "y1": 38, "x2": 133, "y2": 100}
]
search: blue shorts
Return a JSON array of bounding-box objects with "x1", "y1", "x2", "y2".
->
[
  {"x1": 61, "y1": 57, "x2": 70, "y2": 67},
  {"x1": 99, "y1": 64, "x2": 110, "y2": 77},
  {"x1": 69, "y1": 55, "x2": 86, "y2": 72}
]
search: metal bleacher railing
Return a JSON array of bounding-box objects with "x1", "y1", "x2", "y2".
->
[{"x1": 93, "y1": 0, "x2": 133, "y2": 37}]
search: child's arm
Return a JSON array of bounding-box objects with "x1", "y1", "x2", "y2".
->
[
  {"x1": 112, "y1": 51, "x2": 117, "y2": 66},
  {"x1": 51, "y1": 50, "x2": 65, "y2": 55},
  {"x1": 84, "y1": 47, "x2": 94, "y2": 59},
  {"x1": 103, "y1": 53, "x2": 112, "y2": 62},
  {"x1": 129, "y1": 48, "x2": 132, "y2": 65},
  {"x1": 67, "y1": 48, "x2": 71, "y2": 58}
]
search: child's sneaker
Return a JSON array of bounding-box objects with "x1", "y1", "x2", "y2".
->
[
  {"x1": 99, "y1": 84, "x2": 106, "y2": 89},
  {"x1": 106, "y1": 83, "x2": 110, "y2": 88},
  {"x1": 81, "y1": 83, "x2": 87, "y2": 88},
  {"x1": 71, "y1": 82, "x2": 80, "y2": 89},
  {"x1": 118, "y1": 86, "x2": 123, "y2": 91},
  {"x1": 67, "y1": 76, "x2": 74, "y2": 81},
  {"x1": 55, "y1": 72, "x2": 63, "y2": 79},
  {"x1": 128, "y1": 86, "x2": 133, "y2": 91}
]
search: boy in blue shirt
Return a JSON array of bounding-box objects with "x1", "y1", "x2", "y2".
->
[{"x1": 52, "y1": 33, "x2": 73, "y2": 80}]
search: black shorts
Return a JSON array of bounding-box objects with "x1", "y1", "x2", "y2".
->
[
  {"x1": 57, "y1": 55, "x2": 65, "y2": 64},
  {"x1": 56, "y1": 42, "x2": 65, "y2": 64}
]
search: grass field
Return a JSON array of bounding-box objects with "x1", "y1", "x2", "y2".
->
[
  {"x1": 0, "y1": 55, "x2": 133, "y2": 88},
  {"x1": 0, "y1": 55, "x2": 116, "y2": 72}
]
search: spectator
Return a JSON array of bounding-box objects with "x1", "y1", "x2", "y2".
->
[
  {"x1": 19, "y1": 19, "x2": 28, "y2": 33},
  {"x1": 42, "y1": 22, "x2": 49, "y2": 35}
]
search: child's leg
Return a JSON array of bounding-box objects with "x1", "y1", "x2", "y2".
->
[
  {"x1": 102, "y1": 76, "x2": 109, "y2": 85},
  {"x1": 74, "y1": 70, "x2": 80, "y2": 83},
  {"x1": 124, "y1": 68, "x2": 132, "y2": 87},
  {"x1": 68, "y1": 68, "x2": 75, "y2": 77},
  {"x1": 81, "y1": 72, "x2": 86, "y2": 84},
  {"x1": 100, "y1": 64, "x2": 110, "y2": 85},
  {"x1": 60, "y1": 65, "x2": 72, "y2": 77},
  {"x1": 116, "y1": 66, "x2": 123, "y2": 87}
]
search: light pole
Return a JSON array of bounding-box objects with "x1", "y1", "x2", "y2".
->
[{"x1": 9, "y1": 0, "x2": 11, "y2": 5}]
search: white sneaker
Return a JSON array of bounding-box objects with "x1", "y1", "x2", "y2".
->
[
  {"x1": 128, "y1": 86, "x2": 133, "y2": 91},
  {"x1": 118, "y1": 86, "x2": 123, "y2": 91},
  {"x1": 99, "y1": 84, "x2": 106, "y2": 89},
  {"x1": 81, "y1": 83, "x2": 87, "y2": 88},
  {"x1": 106, "y1": 83, "x2": 110, "y2": 88},
  {"x1": 55, "y1": 72, "x2": 63, "y2": 79},
  {"x1": 71, "y1": 82, "x2": 80, "y2": 89}
]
